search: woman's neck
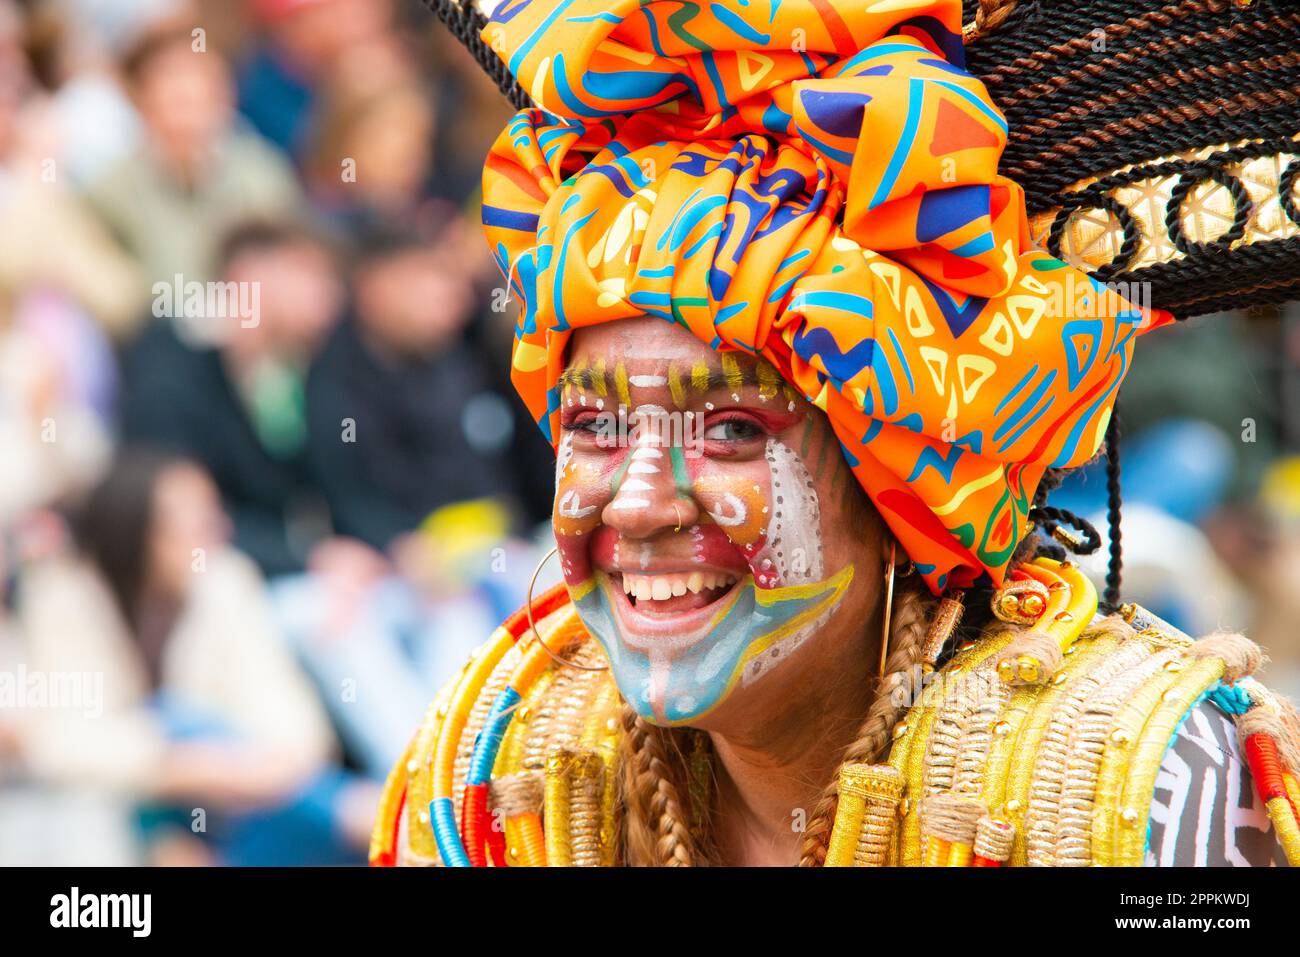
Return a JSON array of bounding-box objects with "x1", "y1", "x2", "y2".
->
[{"x1": 705, "y1": 624, "x2": 880, "y2": 866}]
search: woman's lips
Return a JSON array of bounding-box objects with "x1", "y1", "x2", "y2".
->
[{"x1": 601, "y1": 569, "x2": 746, "y2": 639}]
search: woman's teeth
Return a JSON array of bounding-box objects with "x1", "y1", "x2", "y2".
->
[{"x1": 621, "y1": 571, "x2": 738, "y2": 602}]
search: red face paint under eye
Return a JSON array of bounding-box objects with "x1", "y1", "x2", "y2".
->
[
  {"x1": 698, "y1": 407, "x2": 804, "y2": 456},
  {"x1": 708, "y1": 407, "x2": 804, "y2": 435}
]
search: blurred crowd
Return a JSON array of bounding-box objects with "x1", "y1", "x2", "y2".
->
[
  {"x1": 0, "y1": 0, "x2": 557, "y2": 866},
  {"x1": 0, "y1": 0, "x2": 1296, "y2": 866}
]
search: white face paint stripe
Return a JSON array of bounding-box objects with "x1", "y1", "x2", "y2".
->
[
  {"x1": 707, "y1": 492, "x2": 748, "y2": 527},
  {"x1": 629, "y1": 375, "x2": 667, "y2": 387},
  {"x1": 557, "y1": 489, "x2": 597, "y2": 518},
  {"x1": 621, "y1": 479, "x2": 654, "y2": 492},
  {"x1": 628, "y1": 445, "x2": 662, "y2": 474},
  {"x1": 610, "y1": 497, "x2": 652, "y2": 510}
]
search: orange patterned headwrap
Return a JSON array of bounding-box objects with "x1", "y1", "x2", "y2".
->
[{"x1": 480, "y1": 0, "x2": 1170, "y2": 593}]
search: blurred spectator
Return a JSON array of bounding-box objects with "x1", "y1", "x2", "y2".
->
[
  {"x1": 120, "y1": 219, "x2": 343, "y2": 575},
  {"x1": 0, "y1": 2, "x2": 144, "y2": 338},
  {"x1": 51, "y1": 0, "x2": 188, "y2": 58},
  {"x1": 272, "y1": 497, "x2": 546, "y2": 778},
  {"x1": 24, "y1": 0, "x2": 146, "y2": 188},
  {"x1": 306, "y1": 218, "x2": 517, "y2": 553},
  {"x1": 236, "y1": 0, "x2": 396, "y2": 163},
  {"x1": 0, "y1": 0, "x2": 700, "y2": 868},
  {"x1": 6, "y1": 450, "x2": 374, "y2": 864},
  {"x1": 1213, "y1": 457, "x2": 1300, "y2": 699},
  {"x1": 1123, "y1": 314, "x2": 1282, "y2": 502},
  {"x1": 305, "y1": 71, "x2": 438, "y2": 238},
  {"x1": 1056, "y1": 419, "x2": 1246, "y2": 636},
  {"x1": 421, "y1": 26, "x2": 515, "y2": 204},
  {"x1": 82, "y1": 16, "x2": 302, "y2": 292},
  {"x1": 0, "y1": 285, "x2": 115, "y2": 526},
  {"x1": 0, "y1": 6, "x2": 120, "y2": 519}
]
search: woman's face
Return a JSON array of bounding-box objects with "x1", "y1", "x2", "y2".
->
[{"x1": 555, "y1": 318, "x2": 887, "y2": 728}]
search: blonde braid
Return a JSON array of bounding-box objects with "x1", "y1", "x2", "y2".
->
[
  {"x1": 797, "y1": 579, "x2": 934, "y2": 867},
  {"x1": 616, "y1": 703, "x2": 700, "y2": 866}
]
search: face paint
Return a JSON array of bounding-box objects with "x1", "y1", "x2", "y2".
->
[
  {"x1": 553, "y1": 326, "x2": 859, "y2": 725},
  {"x1": 557, "y1": 428, "x2": 854, "y2": 724}
]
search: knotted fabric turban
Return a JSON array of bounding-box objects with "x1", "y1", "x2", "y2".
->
[{"x1": 480, "y1": 0, "x2": 1170, "y2": 593}]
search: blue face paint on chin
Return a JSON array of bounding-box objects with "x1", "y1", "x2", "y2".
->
[{"x1": 569, "y1": 567, "x2": 854, "y2": 725}]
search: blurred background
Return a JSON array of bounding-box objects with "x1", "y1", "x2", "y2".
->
[{"x1": 0, "y1": 0, "x2": 1296, "y2": 865}]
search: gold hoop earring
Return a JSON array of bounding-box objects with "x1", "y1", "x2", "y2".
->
[
  {"x1": 526, "y1": 546, "x2": 608, "y2": 672},
  {"x1": 879, "y1": 541, "x2": 897, "y2": 678}
]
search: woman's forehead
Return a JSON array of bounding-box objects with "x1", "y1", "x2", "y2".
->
[{"x1": 565, "y1": 319, "x2": 767, "y2": 378}]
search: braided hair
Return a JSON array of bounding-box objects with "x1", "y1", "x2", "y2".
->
[
  {"x1": 797, "y1": 579, "x2": 936, "y2": 866},
  {"x1": 616, "y1": 708, "x2": 710, "y2": 866}
]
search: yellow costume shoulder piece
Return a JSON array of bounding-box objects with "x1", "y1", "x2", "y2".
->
[
  {"x1": 882, "y1": 559, "x2": 1300, "y2": 868},
  {"x1": 372, "y1": 565, "x2": 1300, "y2": 867},
  {"x1": 370, "y1": 582, "x2": 619, "y2": 867}
]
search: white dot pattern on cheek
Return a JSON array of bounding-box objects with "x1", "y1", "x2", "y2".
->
[
  {"x1": 755, "y1": 438, "x2": 824, "y2": 586},
  {"x1": 554, "y1": 432, "x2": 574, "y2": 496}
]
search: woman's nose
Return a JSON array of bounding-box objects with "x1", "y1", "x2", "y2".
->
[{"x1": 602, "y1": 438, "x2": 700, "y2": 540}]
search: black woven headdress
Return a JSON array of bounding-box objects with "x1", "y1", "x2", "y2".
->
[{"x1": 423, "y1": 0, "x2": 1300, "y2": 319}]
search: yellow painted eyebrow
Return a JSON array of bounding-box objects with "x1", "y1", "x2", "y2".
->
[{"x1": 557, "y1": 355, "x2": 780, "y2": 402}]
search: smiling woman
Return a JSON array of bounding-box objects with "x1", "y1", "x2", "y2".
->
[
  {"x1": 552, "y1": 319, "x2": 914, "y2": 866},
  {"x1": 372, "y1": 0, "x2": 1300, "y2": 868}
]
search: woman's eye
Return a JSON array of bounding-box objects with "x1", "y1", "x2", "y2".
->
[{"x1": 703, "y1": 418, "x2": 764, "y2": 442}]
